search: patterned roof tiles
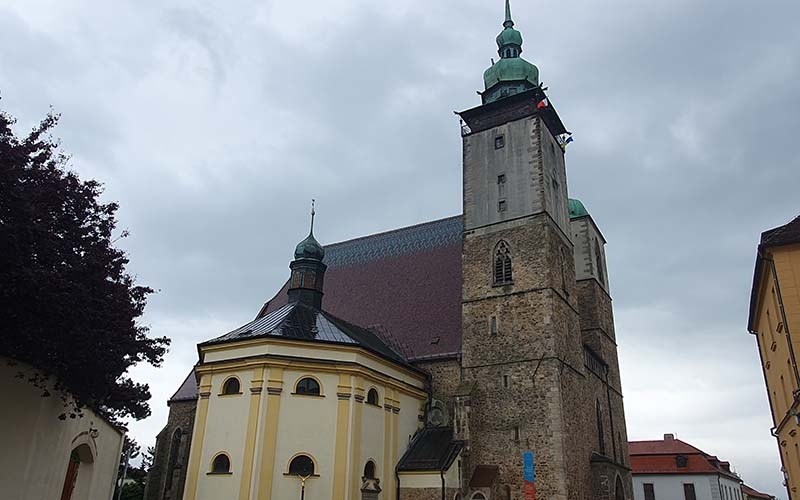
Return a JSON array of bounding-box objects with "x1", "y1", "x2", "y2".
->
[{"x1": 259, "y1": 216, "x2": 463, "y2": 360}]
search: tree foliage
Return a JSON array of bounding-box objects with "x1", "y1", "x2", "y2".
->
[{"x1": 0, "y1": 105, "x2": 169, "y2": 421}]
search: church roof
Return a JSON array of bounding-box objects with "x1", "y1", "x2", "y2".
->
[
  {"x1": 259, "y1": 208, "x2": 589, "y2": 360},
  {"x1": 396, "y1": 427, "x2": 462, "y2": 472},
  {"x1": 258, "y1": 216, "x2": 464, "y2": 360},
  {"x1": 201, "y1": 301, "x2": 414, "y2": 370},
  {"x1": 169, "y1": 370, "x2": 199, "y2": 403}
]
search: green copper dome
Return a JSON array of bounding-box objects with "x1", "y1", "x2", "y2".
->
[
  {"x1": 482, "y1": 0, "x2": 539, "y2": 103},
  {"x1": 496, "y1": 26, "x2": 523, "y2": 48},
  {"x1": 294, "y1": 233, "x2": 325, "y2": 260},
  {"x1": 568, "y1": 198, "x2": 590, "y2": 219},
  {"x1": 483, "y1": 58, "x2": 539, "y2": 90}
]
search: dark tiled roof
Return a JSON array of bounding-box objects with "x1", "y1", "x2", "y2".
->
[
  {"x1": 748, "y1": 215, "x2": 800, "y2": 331},
  {"x1": 259, "y1": 216, "x2": 463, "y2": 360},
  {"x1": 761, "y1": 215, "x2": 800, "y2": 248},
  {"x1": 396, "y1": 427, "x2": 462, "y2": 472},
  {"x1": 169, "y1": 370, "x2": 198, "y2": 402},
  {"x1": 202, "y1": 301, "x2": 413, "y2": 369}
]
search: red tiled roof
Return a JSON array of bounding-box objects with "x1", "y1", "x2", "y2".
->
[
  {"x1": 629, "y1": 439, "x2": 703, "y2": 455},
  {"x1": 742, "y1": 484, "x2": 774, "y2": 500},
  {"x1": 259, "y1": 216, "x2": 463, "y2": 360},
  {"x1": 629, "y1": 438, "x2": 740, "y2": 480},
  {"x1": 630, "y1": 454, "x2": 718, "y2": 474}
]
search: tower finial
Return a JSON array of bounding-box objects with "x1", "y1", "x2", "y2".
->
[
  {"x1": 504, "y1": 0, "x2": 514, "y2": 28},
  {"x1": 310, "y1": 199, "x2": 316, "y2": 235}
]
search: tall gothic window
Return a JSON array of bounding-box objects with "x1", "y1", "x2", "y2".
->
[
  {"x1": 595, "y1": 239, "x2": 605, "y2": 287},
  {"x1": 494, "y1": 241, "x2": 512, "y2": 285},
  {"x1": 164, "y1": 428, "x2": 182, "y2": 492},
  {"x1": 596, "y1": 400, "x2": 606, "y2": 455}
]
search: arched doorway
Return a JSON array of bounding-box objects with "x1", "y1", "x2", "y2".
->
[{"x1": 60, "y1": 444, "x2": 94, "y2": 500}]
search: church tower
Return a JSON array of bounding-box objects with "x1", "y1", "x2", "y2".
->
[{"x1": 456, "y1": 2, "x2": 631, "y2": 499}]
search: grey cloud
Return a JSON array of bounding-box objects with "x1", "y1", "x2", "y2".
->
[{"x1": 1, "y1": 0, "x2": 797, "y2": 495}]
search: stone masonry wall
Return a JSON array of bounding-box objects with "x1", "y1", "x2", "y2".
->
[
  {"x1": 414, "y1": 357, "x2": 462, "y2": 416},
  {"x1": 144, "y1": 399, "x2": 197, "y2": 500}
]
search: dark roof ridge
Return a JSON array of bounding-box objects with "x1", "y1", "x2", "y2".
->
[{"x1": 325, "y1": 214, "x2": 462, "y2": 249}]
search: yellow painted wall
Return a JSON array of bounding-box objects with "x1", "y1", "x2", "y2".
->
[
  {"x1": 752, "y1": 243, "x2": 800, "y2": 497},
  {"x1": 192, "y1": 369, "x2": 252, "y2": 500},
  {"x1": 271, "y1": 369, "x2": 339, "y2": 500},
  {"x1": 185, "y1": 338, "x2": 427, "y2": 500}
]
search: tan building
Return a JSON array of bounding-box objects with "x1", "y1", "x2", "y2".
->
[
  {"x1": 748, "y1": 215, "x2": 800, "y2": 499},
  {"x1": 0, "y1": 356, "x2": 124, "y2": 500}
]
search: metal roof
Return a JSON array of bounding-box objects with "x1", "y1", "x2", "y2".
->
[{"x1": 201, "y1": 301, "x2": 413, "y2": 368}]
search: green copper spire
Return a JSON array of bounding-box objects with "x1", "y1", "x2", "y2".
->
[
  {"x1": 294, "y1": 199, "x2": 325, "y2": 261},
  {"x1": 482, "y1": 0, "x2": 539, "y2": 104}
]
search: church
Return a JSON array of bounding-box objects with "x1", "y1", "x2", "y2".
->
[{"x1": 144, "y1": 2, "x2": 632, "y2": 499}]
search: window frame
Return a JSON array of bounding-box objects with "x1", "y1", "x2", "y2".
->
[
  {"x1": 220, "y1": 376, "x2": 242, "y2": 396},
  {"x1": 285, "y1": 453, "x2": 319, "y2": 478},
  {"x1": 493, "y1": 240, "x2": 513, "y2": 286},
  {"x1": 683, "y1": 483, "x2": 697, "y2": 500},
  {"x1": 643, "y1": 483, "x2": 655, "y2": 500},
  {"x1": 366, "y1": 388, "x2": 380, "y2": 406},
  {"x1": 293, "y1": 376, "x2": 323, "y2": 397},
  {"x1": 208, "y1": 452, "x2": 232, "y2": 475}
]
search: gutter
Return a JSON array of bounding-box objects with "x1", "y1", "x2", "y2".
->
[{"x1": 396, "y1": 469, "x2": 401, "y2": 500}]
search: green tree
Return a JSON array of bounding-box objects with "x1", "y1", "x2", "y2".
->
[{"x1": 0, "y1": 105, "x2": 169, "y2": 421}]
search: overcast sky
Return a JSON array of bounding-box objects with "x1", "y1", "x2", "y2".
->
[{"x1": 2, "y1": 0, "x2": 799, "y2": 496}]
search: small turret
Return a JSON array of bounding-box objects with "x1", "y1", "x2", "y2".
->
[{"x1": 287, "y1": 201, "x2": 327, "y2": 309}]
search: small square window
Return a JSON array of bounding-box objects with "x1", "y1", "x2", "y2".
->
[
  {"x1": 497, "y1": 174, "x2": 506, "y2": 184},
  {"x1": 430, "y1": 337, "x2": 440, "y2": 345},
  {"x1": 495, "y1": 135, "x2": 505, "y2": 149},
  {"x1": 498, "y1": 200, "x2": 507, "y2": 212}
]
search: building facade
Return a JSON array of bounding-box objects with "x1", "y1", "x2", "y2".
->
[
  {"x1": 0, "y1": 356, "x2": 124, "y2": 500},
  {"x1": 748, "y1": 215, "x2": 800, "y2": 499},
  {"x1": 630, "y1": 435, "x2": 744, "y2": 500},
  {"x1": 146, "y1": 2, "x2": 633, "y2": 499}
]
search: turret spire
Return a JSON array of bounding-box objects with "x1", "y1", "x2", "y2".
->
[
  {"x1": 310, "y1": 199, "x2": 315, "y2": 235},
  {"x1": 504, "y1": 0, "x2": 514, "y2": 28}
]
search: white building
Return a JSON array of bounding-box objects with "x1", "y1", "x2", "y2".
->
[
  {"x1": 630, "y1": 434, "x2": 743, "y2": 500},
  {"x1": 0, "y1": 356, "x2": 124, "y2": 500}
]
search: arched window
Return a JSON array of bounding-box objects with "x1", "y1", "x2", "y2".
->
[
  {"x1": 211, "y1": 453, "x2": 231, "y2": 474},
  {"x1": 366, "y1": 388, "x2": 379, "y2": 406},
  {"x1": 164, "y1": 428, "x2": 182, "y2": 491},
  {"x1": 363, "y1": 460, "x2": 376, "y2": 479},
  {"x1": 596, "y1": 400, "x2": 606, "y2": 455},
  {"x1": 295, "y1": 377, "x2": 321, "y2": 396},
  {"x1": 595, "y1": 239, "x2": 605, "y2": 287},
  {"x1": 288, "y1": 455, "x2": 315, "y2": 477},
  {"x1": 221, "y1": 377, "x2": 241, "y2": 395},
  {"x1": 494, "y1": 241, "x2": 512, "y2": 285},
  {"x1": 615, "y1": 475, "x2": 625, "y2": 500},
  {"x1": 471, "y1": 493, "x2": 487, "y2": 500}
]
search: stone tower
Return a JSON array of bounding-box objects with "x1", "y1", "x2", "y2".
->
[{"x1": 455, "y1": 1, "x2": 632, "y2": 499}]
